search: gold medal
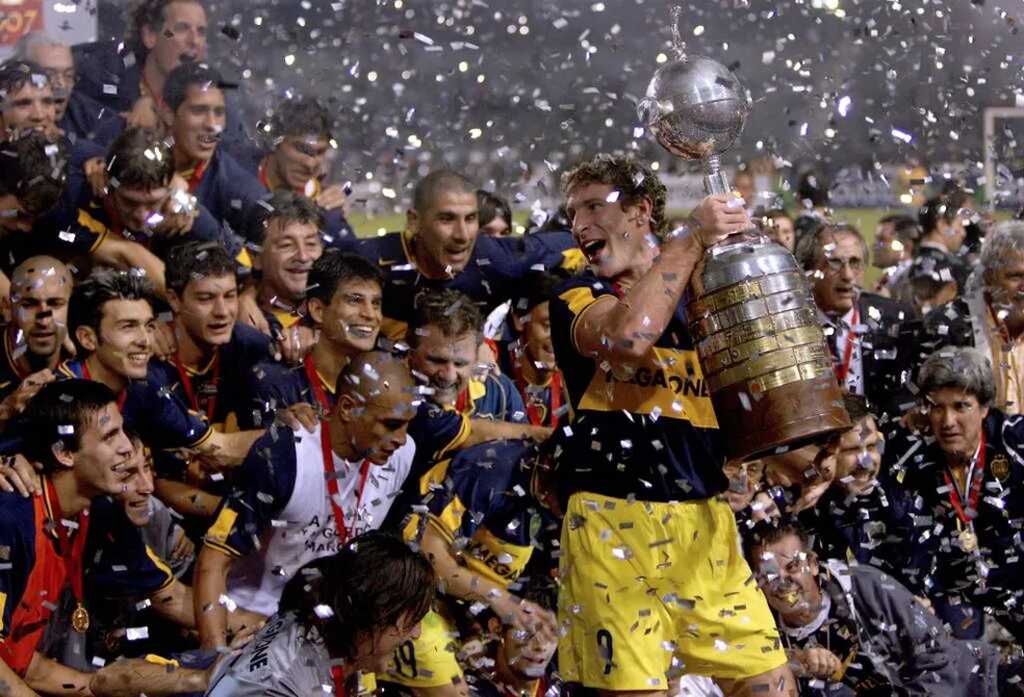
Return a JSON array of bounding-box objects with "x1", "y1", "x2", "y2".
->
[
  {"x1": 958, "y1": 527, "x2": 978, "y2": 553},
  {"x1": 71, "y1": 603, "x2": 90, "y2": 633}
]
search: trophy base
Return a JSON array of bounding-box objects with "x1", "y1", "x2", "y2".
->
[{"x1": 712, "y1": 374, "x2": 851, "y2": 462}]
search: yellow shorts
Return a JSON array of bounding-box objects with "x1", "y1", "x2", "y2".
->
[
  {"x1": 385, "y1": 608, "x2": 464, "y2": 688},
  {"x1": 558, "y1": 492, "x2": 785, "y2": 690}
]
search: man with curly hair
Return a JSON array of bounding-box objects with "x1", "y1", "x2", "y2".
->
[{"x1": 549, "y1": 154, "x2": 799, "y2": 696}]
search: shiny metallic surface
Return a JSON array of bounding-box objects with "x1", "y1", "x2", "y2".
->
[
  {"x1": 643, "y1": 53, "x2": 851, "y2": 460},
  {"x1": 701, "y1": 239, "x2": 801, "y2": 292},
  {"x1": 638, "y1": 56, "x2": 751, "y2": 160}
]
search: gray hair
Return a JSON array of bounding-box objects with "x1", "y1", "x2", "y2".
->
[
  {"x1": 11, "y1": 32, "x2": 67, "y2": 63},
  {"x1": 917, "y1": 347, "x2": 995, "y2": 407},
  {"x1": 794, "y1": 222, "x2": 868, "y2": 271},
  {"x1": 981, "y1": 220, "x2": 1024, "y2": 287}
]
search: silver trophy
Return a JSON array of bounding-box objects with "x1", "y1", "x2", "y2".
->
[
  {"x1": 638, "y1": 55, "x2": 750, "y2": 198},
  {"x1": 639, "y1": 53, "x2": 850, "y2": 461}
]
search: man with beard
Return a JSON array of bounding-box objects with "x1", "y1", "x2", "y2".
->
[
  {"x1": 745, "y1": 521, "x2": 1019, "y2": 696},
  {"x1": 920, "y1": 221, "x2": 1024, "y2": 415},
  {"x1": 355, "y1": 169, "x2": 580, "y2": 341},
  {"x1": 257, "y1": 98, "x2": 355, "y2": 249},
  {"x1": 194, "y1": 351, "x2": 419, "y2": 649},
  {"x1": 0, "y1": 257, "x2": 72, "y2": 411},
  {"x1": 12, "y1": 32, "x2": 124, "y2": 146},
  {"x1": 160, "y1": 62, "x2": 265, "y2": 238},
  {"x1": 549, "y1": 154, "x2": 796, "y2": 696},
  {"x1": 883, "y1": 347, "x2": 1024, "y2": 643},
  {"x1": 795, "y1": 222, "x2": 915, "y2": 420}
]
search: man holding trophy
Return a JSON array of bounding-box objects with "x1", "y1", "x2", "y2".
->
[{"x1": 549, "y1": 51, "x2": 850, "y2": 696}]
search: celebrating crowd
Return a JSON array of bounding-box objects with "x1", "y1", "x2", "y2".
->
[{"x1": 0, "y1": 2, "x2": 1023, "y2": 697}]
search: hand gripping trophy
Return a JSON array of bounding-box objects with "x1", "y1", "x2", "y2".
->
[{"x1": 638, "y1": 36, "x2": 850, "y2": 461}]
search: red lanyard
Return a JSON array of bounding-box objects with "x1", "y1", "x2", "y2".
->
[
  {"x1": 304, "y1": 354, "x2": 332, "y2": 413},
  {"x1": 511, "y1": 354, "x2": 562, "y2": 427},
  {"x1": 173, "y1": 351, "x2": 220, "y2": 419},
  {"x1": 319, "y1": 421, "x2": 371, "y2": 544},
  {"x1": 258, "y1": 159, "x2": 272, "y2": 191},
  {"x1": 101, "y1": 196, "x2": 125, "y2": 237},
  {"x1": 834, "y1": 307, "x2": 860, "y2": 384},
  {"x1": 184, "y1": 159, "x2": 209, "y2": 193},
  {"x1": 44, "y1": 477, "x2": 90, "y2": 611},
  {"x1": 944, "y1": 431, "x2": 986, "y2": 525},
  {"x1": 455, "y1": 387, "x2": 470, "y2": 414},
  {"x1": 81, "y1": 360, "x2": 128, "y2": 412}
]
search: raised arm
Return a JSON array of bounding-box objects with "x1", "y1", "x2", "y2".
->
[{"x1": 571, "y1": 195, "x2": 746, "y2": 365}]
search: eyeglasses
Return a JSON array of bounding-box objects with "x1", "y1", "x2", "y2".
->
[{"x1": 822, "y1": 256, "x2": 865, "y2": 274}]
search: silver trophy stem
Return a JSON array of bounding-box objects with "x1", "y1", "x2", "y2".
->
[{"x1": 702, "y1": 154, "x2": 732, "y2": 197}]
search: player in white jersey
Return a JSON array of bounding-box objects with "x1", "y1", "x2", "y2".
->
[
  {"x1": 205, "y1": 531, "x2": 435, "y2": 697},
  {"x1": 194, "y1": 351, "x2": 421, "y2": 649}
]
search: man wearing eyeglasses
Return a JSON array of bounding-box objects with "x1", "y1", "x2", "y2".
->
[{"x1": 795, "y1": 222, "x2": 916, "y2": 421}]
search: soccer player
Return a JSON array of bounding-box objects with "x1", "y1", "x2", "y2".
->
[
  {"x1": 72, "y1": 0, "x2": 257, "y2": 164},
  {"x1": 407, "y1": 289, "x2": 527, "y2": 424},
  {"x1": 159, "y1": 62, "x2": 265, "y2": 236},
  {"x1": 257, "y1": 97, "x2": 355, "y2": 248},
  {"x1": 0, "y1": 256, "x2": 72, "y2": 408},
  {"x1": 0, "y1": 131, "x2": 168, "y2": 293},
  {"x1": 0, "y1": 379, "x2": 143, "y2": 694},
  {"x1": 354, "y1": 169, "x2": 580, "y2": 341},
  {"x1": 386, "y1": 438, "x2": 558, "y2": 697},
  {"x1": 61, "y1": 266, "x2": 263, "y2": 469},
  {"x1": 549, "y1": 154, "x2": 796, "y2": 695},
  {"x1": 64, "y1": 126, "x2": 241, "y2": 257},
  {"x1": 164, "y1": 241, "x2": 272, "y2": 429},
  {"x1": 243, "y1": 190, "x2": 324, "y2": 334},
  {"x1": 504, "y1": 271, "x2": 567, "y2": 428},
  {"x1": 194, "y1": 351, "x2": 419, "y2": 649},
  {"x1": 12, "y1": 32, "x2": 125, "y2": 146},
  {"x1": 205, "y1": 531, "x2": 435, "y2": 696},
  {"x1": 241, "y1": 249, "x2": 383, "y2": 426}
]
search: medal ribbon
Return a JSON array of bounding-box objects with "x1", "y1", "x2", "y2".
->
[
  {"x1": 184, "y1": 159, "x2": 209, "y2": 194},
  {"x1": 455, "y1": 387, "x2": 469, "y2": 414},
  {"x1": 834, "y1": 307, "x2": 860, "y2": 384},
  {"x1": 320, "y1": 421, "x2": 371, "y2": 544},
  {"x1": 45, "y1": 477, "x2": 90, "y2": 619},
  {"x1": 304, "y1": 354, "x2": 332, "y2": 413},
  {"x1": 81, "y1": 360, "x2": 128, "y2": 412},
  {"x1": 173, "y1": 350, "x2": 220, "y2": 419},
  {"x1": 943, "y1": 431, "x2": 986, "y2": 525}
]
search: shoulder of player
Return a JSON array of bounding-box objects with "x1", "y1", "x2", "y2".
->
[
  {"x1": 450, "y1": 438, "x2": 534, "y2": 487},
  {"x1": 241, "y1": 424, "x2": 303, "y2": 483},
  {"x1": 226, "y1": 323, "x2": 274, "y2": 359},
  {"x1": 0, "y1": 490, "x2": 35, "y2": 529},
  {"x1": 355, "y1": 232, "x2": 406, "y2": 267}
]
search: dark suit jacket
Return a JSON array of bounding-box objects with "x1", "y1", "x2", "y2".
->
[{"x1": 839, "y1": 292, "x2": 919, "y2": 419}]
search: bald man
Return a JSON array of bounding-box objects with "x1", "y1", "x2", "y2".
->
[
  {"x1": 193, "y1": 350, "x2": 419, "y2": 649},
  {"x1": 0, "y1": 256, "x2": 72, "y2": 414},
  {"x1": 354, "y1": 169, "x2": 579, "y2": 340}
]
